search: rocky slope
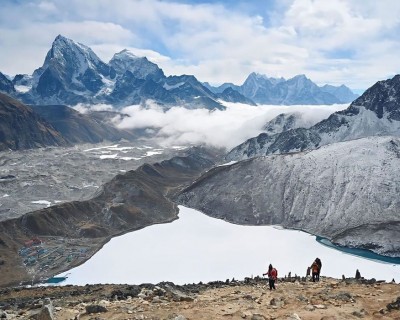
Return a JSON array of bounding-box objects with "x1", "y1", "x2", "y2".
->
[
  {"x1": 177, "y1": 137, "x2": 400, "y2": 257},
  {"x1": 0, "y1": 93, "x2": 68, "y2": 151},
  {"x1": 30, "y1": 104, "x2": 135, "y2": 143},
  {"x1": 227, "y1": 75, "x2": 400, "y2": 160},
  {"x1": 0, "y1": 147, "x2": 222, "y2": 287},
  {"x1": 0, "y1": 277, "x2": 399, "y2": 319}
]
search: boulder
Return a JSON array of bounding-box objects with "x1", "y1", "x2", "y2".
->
[
  {"x1": 387, "y1": 297, "x2": 400, "y2": 311},
  {"x1": 29, "y1": 298, "x2": 54, "y2": 320},
  {"x1": 29, "y1": 305, "x2": 53, "y2": 320},
  {"x1": 85, "y1": 305, "x2": 107, "y2": 314}
]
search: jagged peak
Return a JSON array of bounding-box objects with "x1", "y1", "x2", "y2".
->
[
  {"x1": 111, "y1": 49, "x2": 140, "y2": 61},
  {"x1": 43, "y1": 35, "x2": 104, "y2": 70},
  {"x1": 246, "y1": 72, "x2": 285, "y2": 84},
  {"x1": 55, "y1": 34, "x2": 66, "y2": 40},
  {"x1": 290, "y1": 74, "x2": 309, "y2": 81},
  {"x1": 248, "y1": 72, "x2": 268, "y2": 80},
  {"x1": 52, "y1": 34, "x2": 83, "y2": 50}
]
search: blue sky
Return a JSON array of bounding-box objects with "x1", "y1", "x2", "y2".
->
[{"x1": 1, "y1": 0, "x2": 400, "y2": 91}]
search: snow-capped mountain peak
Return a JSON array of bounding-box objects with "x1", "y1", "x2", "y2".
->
[
  {"x1": 109, "y1": 49, "x2": 164, "y2": 81},
  {"x1": 28, "y1": 35, "x2": 116, "y2": 103},
  {"x1": 43, "y1": 35, "x2": 109, "y2": 77}
]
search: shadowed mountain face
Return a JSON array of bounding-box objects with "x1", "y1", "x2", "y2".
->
[
  {"x1": 30, "y1": 105, "x2": 136, "y2": 144},
  {"x1": 0, "y1": 93, "x2": 68, "y2": 151},
  {"x1": 227, "y1": 74, "x2": 400, "y2": 160},
  {"x1": 0, "y1": 72, "x2": 15, "y2": 94}
]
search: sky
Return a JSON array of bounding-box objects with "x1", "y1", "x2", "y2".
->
[{"x1": 1, "y1": 0, "x2": 400, "y2": 92}]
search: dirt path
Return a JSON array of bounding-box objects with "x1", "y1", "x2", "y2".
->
[{"x1": 1, "y1": 277, "x2": 399, "y2": 319}]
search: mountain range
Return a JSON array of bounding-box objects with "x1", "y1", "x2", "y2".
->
[
  {"x1": 1, "y1": 35, "x2": 358, "y2": 110},
  {"x1": 204, "y1": 72, "x2": 359, "y2": 105}
]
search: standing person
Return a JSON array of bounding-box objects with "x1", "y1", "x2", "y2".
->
[
  {"x1": 311, "y1": 260, "x2": 319, "y2": 282},
  {"x1": 315, "y1": 258, "x2": 322, "y2": 280},
  {"x1": 263, "y1": 264, "x2": 278, "y2": 290}
]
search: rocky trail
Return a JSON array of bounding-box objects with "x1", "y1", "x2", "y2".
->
[{"x1": 0, "y1": 277, "x2": 399, "y2": 320}]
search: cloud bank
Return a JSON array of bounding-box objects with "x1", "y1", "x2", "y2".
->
[{"x1": 113, "y1": 102, "x2": 348, "y2": 149}]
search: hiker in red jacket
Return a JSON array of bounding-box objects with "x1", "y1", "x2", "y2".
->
[{"x1": 263, "y1": 264, "x2": 278, "y2": 290}]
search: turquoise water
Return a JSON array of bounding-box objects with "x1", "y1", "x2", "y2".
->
[{"x1": 316, "y1": 237, "x2": 400, "y2": 266}]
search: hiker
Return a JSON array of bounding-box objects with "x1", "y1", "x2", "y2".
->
[
  {"x1": 306, "y1": 266, "x2": 311, "y2": 279},
  {"x1": 355, "y1": 269, "x2": 361, "y2": 280},
  {"x1": 263, "y1": 264, "x2": 278, "y2": 290},
  {"x1": 311, "y1": 260, "x2": 319, "y2": 282},
  {"x1": 315, "y1": 258, "x2": 322, "y2": 279}
]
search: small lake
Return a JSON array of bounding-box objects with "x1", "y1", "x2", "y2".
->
[{"x1": 60, "y1": 206, "x2": 400, "y2": 285}]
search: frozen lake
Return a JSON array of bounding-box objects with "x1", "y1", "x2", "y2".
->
[{"x1": 60, "y1": 206, "x2": 400, "y2": 285}]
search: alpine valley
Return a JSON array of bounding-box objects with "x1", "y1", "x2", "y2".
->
[{"x1": 0, "y1": 34, "x2": 399, "y2": 290}]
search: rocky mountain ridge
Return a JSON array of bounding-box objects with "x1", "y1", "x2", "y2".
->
[
  {"x1": 178, "y1": 136, "x2": 400, "y2": 257},
  {"x1": 0, "y1": 92, "x2": 138, "y2": 150},
  {"x1": 30, "y1": 104, "x2": 136, "y2": 144}
]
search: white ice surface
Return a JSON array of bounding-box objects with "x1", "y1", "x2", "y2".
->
[{"x1": 60, "y1": 206, "x2": 399, "y2": 286}]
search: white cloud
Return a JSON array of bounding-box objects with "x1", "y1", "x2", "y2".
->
[
  {"x1": 73, "y1": 103, "x2": 114, "y2": 114},
  {"x1": 0, "y1": 20, "x2": 135, "y2": 75},
  {"x1": 114, "y1": 102, "x2": 348, "y2": 149}
]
